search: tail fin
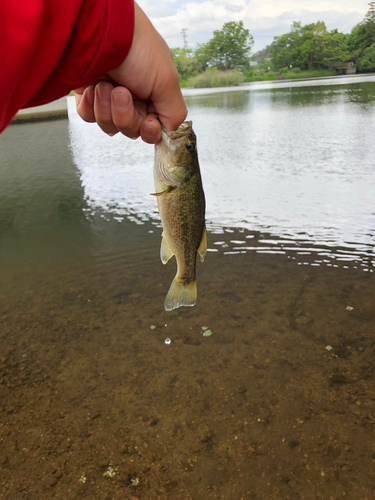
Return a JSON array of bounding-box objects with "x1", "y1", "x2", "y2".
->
[{"x1": 164, "y1": 276, "x2": 197, "y2": 311}]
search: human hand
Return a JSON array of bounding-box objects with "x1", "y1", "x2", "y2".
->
[{"x1": 75, "y1": 2, "x2": 187, "y2": 144}]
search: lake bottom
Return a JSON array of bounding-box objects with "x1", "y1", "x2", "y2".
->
[{"x1": 1, "y1": 230, "x2": 374, "y2": 499}]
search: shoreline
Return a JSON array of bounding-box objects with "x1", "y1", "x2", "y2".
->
[{"x1": 11, "y1": 96, "x2": 68, "y2": 124}]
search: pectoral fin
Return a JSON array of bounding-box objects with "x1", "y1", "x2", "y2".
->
[
  {"x1": 160, "y1": 235, "x2": 174, "y2": 264},
  {"x1": 151, "y1": 186, "x2": 175, "y2": 197},
  {"x1": 197, "y1": 225, "x2": 207, "y2": 262}
]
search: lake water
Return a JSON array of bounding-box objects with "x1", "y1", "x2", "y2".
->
[{"x1": 1, "y1": 75, "x2": 375, "y2": 499}]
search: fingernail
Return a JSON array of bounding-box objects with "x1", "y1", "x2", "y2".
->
[
  {"x1": 86, "y1": 88, "x2": 94, "y2": 106},
  {"x1": 112, "y1": 91, "x2": 129, "y2": 112},
  {"x1": 97, "y1": 85, "x2": 111, "y2": 105}
]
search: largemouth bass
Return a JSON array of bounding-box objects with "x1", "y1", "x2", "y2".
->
[{"x1": 153, "y1": 121, "x2": 206, "y2": 311}]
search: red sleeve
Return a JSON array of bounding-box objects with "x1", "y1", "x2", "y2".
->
[{"x1": 0, "y1": 0, "x2": 134, "y2": 133}]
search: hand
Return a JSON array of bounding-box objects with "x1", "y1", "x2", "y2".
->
[{"x1": 74, "y1": 2, "x2": 187, "y2": 144}]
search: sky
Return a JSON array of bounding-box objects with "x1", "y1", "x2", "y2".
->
[{"x1": 137, "y1": 0, "x2": 371, "y2": 53}]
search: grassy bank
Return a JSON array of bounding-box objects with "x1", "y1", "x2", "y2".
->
[
  {"x1": 244, "y1": 68, "x2": 336, "y2": 82},
  {"x1": 188, "y1": 69, "x2": 244, "y2": 88}
]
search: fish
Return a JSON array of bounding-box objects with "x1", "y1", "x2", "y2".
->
[{"x1": 153, "y1": 121, "x2": 206, "y2": 311}]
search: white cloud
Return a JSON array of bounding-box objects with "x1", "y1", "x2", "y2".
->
[{"x1": 137, "y1": 0, "x2": 369, "y2": 51}]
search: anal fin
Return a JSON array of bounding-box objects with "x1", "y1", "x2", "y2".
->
[
  {"x1": 160, "y1": 235, "x2": 174, "y2": 264},
  {"x1": 197, "y1": 225, "x2": 207, "y2": 262}
]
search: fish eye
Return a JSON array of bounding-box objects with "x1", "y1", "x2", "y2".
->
[{"x1": 186, "y1": 142, "x2": 195, "y2": 153}]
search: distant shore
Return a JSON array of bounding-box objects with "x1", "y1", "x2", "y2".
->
[
  {"x1": 12, "y1": 97, "x2": 68, "y2": 124},
  {"x1": 180, "y1": 70, "x2": 375, "y2": 89}
]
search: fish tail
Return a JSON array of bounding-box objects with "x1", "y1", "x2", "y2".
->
[{"x1": 164, "y1": 276, "x2": 197, "y2": 311}]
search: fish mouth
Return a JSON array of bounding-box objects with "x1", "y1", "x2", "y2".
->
[{"x1": 162, "y1": 121, "x2": 192, "y2": 140}]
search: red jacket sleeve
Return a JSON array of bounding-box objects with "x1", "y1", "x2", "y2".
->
[{"x1": 0, "y1": 0, "x2": 134, "y2": 133}]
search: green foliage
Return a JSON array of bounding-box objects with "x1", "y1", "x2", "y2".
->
[
  {"x1": 357, "y1": 41, "x2": 375, "y2": 71},
  {"x1": 195, "y1": 21, "x2": 254, "y2": 71},
  {"x1": 270, "y1": 21, "x2": 350, "y2": 72},
  {"x1": 170, "y1": 48, "x2": 198, "y2": 79},
  {"x1": 244, "y1": 68, "x2": 335, "y2": 82},
  {"x1": 348, "y1": 2, "x2": 375, "y2": 70},
  {"x1": 252, "y1": 45, "x2": 271, "y2": 62},
  {"x1": 170, "y1": 7, "x2": 375, "y2": 88},
  {"x1": 194, "y1": 43, "x2": 211, "y2": 72},
  {"x1": 321, "y1": 30, "x2": 351, "y2": 65},
  {"x1": 282, "y1": 69, "x2": 336, "y2": 79},
  {"x1": 244, "y1": 70, "x2": 277, "y2": 82},
  {"x1": 255, "y1": 58, "x2": 272, "y2": 71},
  {"x1": 191, "y1": 68, "x2": 244, "y2": 88}
]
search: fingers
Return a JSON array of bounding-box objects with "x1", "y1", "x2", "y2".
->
[
  {"x1": 139, "y1": 116, "x2": 162, "y2": 144},
  {"x1": 75, "y1": 86, "x2": 95, "y2": 122},
  {"x1": 94, "y1": 82, "x2": 118, "y2": 136},
  {"x1": 111, "y1": 87, "x2": 143, "y2": 139},
  {"x1": 75, "y1": 83, "x2": 163, "y2": 143}
]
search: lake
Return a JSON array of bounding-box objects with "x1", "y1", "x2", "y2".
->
[{"x1": 0, "y1": 75, "x2": 374, "y2": 499}]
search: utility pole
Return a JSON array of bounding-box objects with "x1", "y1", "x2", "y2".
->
[{"x1": 181, "y1": 28, "x2": 188, "y2": 49}]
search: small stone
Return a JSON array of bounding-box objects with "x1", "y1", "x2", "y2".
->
[
  {"x1": 288, "y1": 479, "x2": 298, "y2": 488},
  {"x1": 50, "y1": 477, "x2": 59, "y2": 487},
  {"x1": 96, "y1": 458, "x2": 109, "y2": 468}
]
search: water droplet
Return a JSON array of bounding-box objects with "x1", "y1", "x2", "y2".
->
[{"x1": 165, "y1": 338, "x2": 171, "y2": 345}]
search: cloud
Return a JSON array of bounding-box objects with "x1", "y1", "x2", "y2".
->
[
  {"x1": 225, "y1": 4, "x2": 243, "y2": 13},
  {"x1": 137, "y1": 0, "x2": 369, "y2": 51}
]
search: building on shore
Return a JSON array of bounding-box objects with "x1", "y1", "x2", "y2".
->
[{"x1": 330, "y1": 62, "x2": 356, "y2": 75}]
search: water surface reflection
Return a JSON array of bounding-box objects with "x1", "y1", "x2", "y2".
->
[{"x1": 67, "y1": 77, "x2": 375, "y2": 271}]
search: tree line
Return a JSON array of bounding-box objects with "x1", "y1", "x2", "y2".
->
[{"x1": 172, "y1": 1, "x2": 375, "y2": 84}]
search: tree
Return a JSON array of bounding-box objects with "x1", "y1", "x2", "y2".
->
[
  {"x1": 251, "y1": 45, "x2": 271, "y2": 62},
  {"x1": 198, "y1": 21, "x2": 254, "y2": 70},
  {"x1": 357, "y1": 42, "x2": 375, "y2": 71},
  {"x1": 270, "y1": 21, "x2": 349, "y2": 71},
  {"x1": 299, "y1": 22, "x2": 327, "y2": 70},
  {"x1": 269, "y1": 21, "x2": 302, "y2": 70},
  {"x1": 348, "y1": 1, "x2": 375, "y2": 69},
  {"x1": 171, "y1": 48, "x2": 195, "y2": 78},
  {"x1": 194, "y1": 43, "x2": 211, "y2": 72},
  {"x1": 365, "y1": 0, "x2": 375, "y2": 22},
  {"x1": 321, "y1": 30, "x2": 351, "y2": 66}
]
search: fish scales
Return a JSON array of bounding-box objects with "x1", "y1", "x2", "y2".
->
[{"x1": 153, "y1": 121, "x2": 206, "y2": 311}]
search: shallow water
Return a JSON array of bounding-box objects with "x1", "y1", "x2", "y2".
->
[{"x1": 0, "y1": 76, "x2": 375, "y2": 499}]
